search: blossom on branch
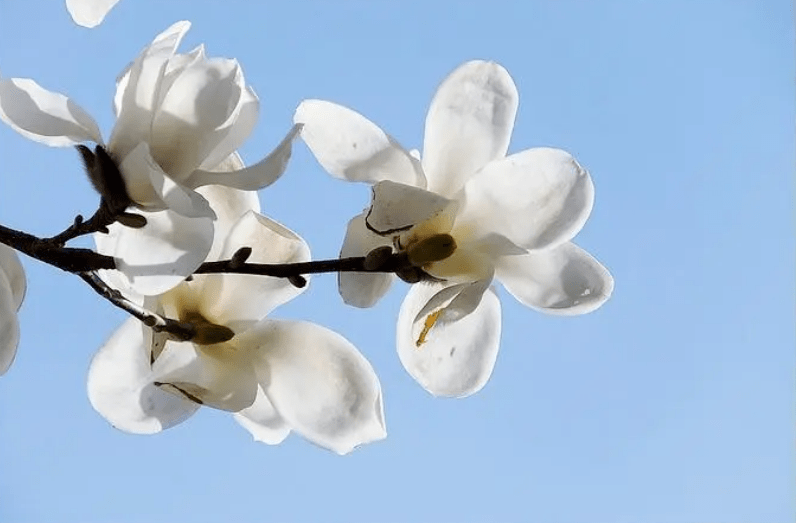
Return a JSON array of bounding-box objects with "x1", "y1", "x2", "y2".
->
[
  {"x1": 0, "y1": 245, "x2": 26, "y2": 375},
  {"x1": 66, "y1": 0, "x2": 121, "y2": 27},
  {"x1": 87, "y1": 186, "x2": 386, "y2": 455},
  {"x1": 0, "y1": 21, "x2": 300, "y2": 295},
  {"x1": 294, "y1": 60, "x2": 613, "y2": 397}
]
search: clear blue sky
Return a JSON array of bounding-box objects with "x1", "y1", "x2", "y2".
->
[{"x1": 0, "y1": 1, "x2": 793, "y2": 522}]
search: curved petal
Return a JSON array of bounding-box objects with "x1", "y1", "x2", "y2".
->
[
  {"x1": 366, "y1": 180, "x2": 456, "y2": 237},
  {"x1": 196, "y1": 178, "x2": 261, "y2": 262},
  {"x1": 458, "y1": 148, "x2": 594, "y2": 251},
  {"x1": 0, "y1": 78, "x2": 102, "y2": 146},
  {"x1": 118, "y1": 142, "x2": 215, "y2": 219},
  {"x1": 198, "y1": 211, "x2": 310, "y2": 327},
  {"x1": 422, "y1": 60, "x2": 518, "y2": 197},
  {"x1": 496, "y1": 242, "x2": 613, "y2": 315},
  {"x1": 153, "y1": 341, "x2": 258, "y2": 412},
  {"x1": 66, "y1": 0, "x2": 122, "y2": 27},
  {"x1": 87, "y1": 318, "x2": 199, "y2": 434},
  {"x1": 241, "y1": 319, "x2": 386, "y2": 455},
  {"x1": 338, "y1": 211, "x2": 394, "y2": 308},
  {"x1": 109, "y1": 21, "x2": 191, "y2": 159},
  {"x1": 150, "y1": 58, "x2": 243, "y2": 179},
  {"x1": 155, "y1": 45, "x2": 206, "y2": 110},
  {"x1": 186, "y1": 123, "x2": 302, "y2": 191},
  {"x1": 0, "y1": 245, "x2": 26, "y2": 310},
  {"x1": 397, "y1": 282, "x2": 501, "y2": 398},
  {"x1": 197, "y1": 86, "x2": 258, "y2": 171},
  {"x1": 0, "y1": 271, "x2": 20, "y2": 376},
  {"x1": 294, "y1": 99, "x2": 424, "y2": 186},
  {"x1": 233, "y1": 385, "x2": 291, "y2": 445},
  {"x1": 98, "y1": 208, "x2": 214, "y2": 296}
]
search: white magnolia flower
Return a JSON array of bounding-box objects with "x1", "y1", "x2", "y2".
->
[
  {"x1": 66, "y1": 0, "x2": 121, "y2": 27},
  {"x1": 294, "y1": 60, "x2": 613, "y2": 398},
  {"x1": 87, "y1": 185, "x2": 386, "y2": 455},
  {"x1": 0, "y1": 21, "x2": 300, "y2": 295},
  {"x1": 0, "y1": 245, "x2": 26, "y2": 376}
]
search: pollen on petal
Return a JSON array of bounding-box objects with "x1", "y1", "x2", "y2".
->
[{"x1": 416, "y1": 309, "x2": 443, "y2": 348}]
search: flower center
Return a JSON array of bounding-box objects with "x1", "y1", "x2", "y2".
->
[
  {"x1": 179, "y1": 311, "x2": 235, "y2": 345},
  {"x1": 404, "y1": 233, "x2": 457, "y2": 267}
]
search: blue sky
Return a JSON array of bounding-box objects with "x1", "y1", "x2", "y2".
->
[{"x1": 0, "y1": 1, "x2": 793, "y2": 522}]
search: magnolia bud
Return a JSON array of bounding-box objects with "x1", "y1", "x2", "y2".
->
[
  {"x1": 364, "y1": 245, "x2": 393, "y2": 271},
  {"x1": 78, "y1": 145, "x2": 133, "y2": 214},
  {"x1": 192, "y1": 323, "x2": 235, "y2": 345},
  {"x1": 407, "y1": 233, "x2": 456, "y2": 266}
]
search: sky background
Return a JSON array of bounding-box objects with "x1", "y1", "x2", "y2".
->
[{"x1": 0, "y1": 1, "x2": 793, "y2": 522}]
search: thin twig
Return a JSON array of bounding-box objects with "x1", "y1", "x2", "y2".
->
[{"x1": 79, "y1": 272, "x2": 196, "y2": 341}]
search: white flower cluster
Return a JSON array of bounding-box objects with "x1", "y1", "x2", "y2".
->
[{"x1": 0, "y1": 4, "x2": 613, "y2": 454}]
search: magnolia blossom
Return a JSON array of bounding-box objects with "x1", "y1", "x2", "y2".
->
[
  {"x1": 66, "y1": 0, "x2": 121, "y2": 27},
  {"x1": 87, "y1": 185, "x2": 386, "y2": 454},
  {"x1": 294, "y1": 60, "x2": 614, "y2": 397},
  {"x1": 0, "y1": 245, "x2": 26, "y2": 376},
  {"x1": 0, "y1": 21, "x2": 300, "y2": 295}
]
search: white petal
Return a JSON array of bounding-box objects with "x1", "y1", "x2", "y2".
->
[
  {"x1": 198, "y1": 86, "x2": 258, "y2": 171},
  {"x1": 233, "y1": 386, "x2": 291, "y2": 445},
  {"x1": 153, "y1": 341, "x2": 258, "y2": 412},
  {"x1": 0, "y1": 271, "x2": 20, "y2": 376},
  {"x1": 458, "y1": 148, "x2": 594, "y2": 251},
  {"x1": 242, "y1": 320, "x2": 386, "y2": 455},
  {"x1": 366, "y1": 180, "x2": 456, "y2": 236},
  {"x1": 338, "y1": 211, "x2": 394, "y2": 308},
  {"x1": 294, "y1": 99, "x2": 424, "y2": 186},
  {"x1": 87, "y1": 318, "x2": 199, "y2": 434},
  {"x1": 397, "y1": 282, "x2": 502, "y2": 398},
  {"x1": 150, "y1": 58, "x2": 243, "y2": 179},
  {"x1": 198, "y1": 212, "x2": 310, "y2": 327},
  {"x1": 196, "y1": 178, "x2": 261, "y2": 262},
  {"x1": 422, "y1": 60, "x2": 518, "y2": 197},
  {"x1": 186, "y1": 123, "x2": 301, "y2": 191},
  {"x1": 0, "y1": 245, "x2": 26, "y2": 310},
  {"x1": 109, "y1": 21, "x2": 191, "y2": 159},
  {"x1": 66, "y1": 0, "x2": 122, "y2": 27},
  {"x1": 119, "y1": 142, "x2": 215, "y2": 219},
  {"x1": 0, "y1": 78, "x2": 102, "y2": 146},
  {"x1": 98, "y1": 208, "x2": 214, "y2": 296},
  {"x1": 496, "y1": 242, "x2": 613, "y2": 315}
]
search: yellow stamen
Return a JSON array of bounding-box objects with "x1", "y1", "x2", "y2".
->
[{"x1": 416, "y1": 309, "x2": 443, "y2": 348}]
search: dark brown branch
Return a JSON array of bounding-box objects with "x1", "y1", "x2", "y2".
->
[
  {"x1": 79, "y1": 272, "x2": 196, "y2": 341},
  {"x1": 0, "y1": 223, "x2": 115, "y2": 272}
]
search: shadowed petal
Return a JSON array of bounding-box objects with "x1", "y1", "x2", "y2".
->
[
  {"x1": 0, "y1": 78, "x2": 102, "y2": 146},
  {"x1": 97, "y1": 207, "x2": 214, "y2": 296},
  {"x1": 338, "y1": 212, "x2": 394, "y2": 308},
  {"x1": 0, "y1": 245, "x2": 26, "y2": 310},
  {"x1": 458, "y1": 148, "x2": 594, "y2": 251},
  {"x1": 197, "y1": 212, "x2": 310, "y2": 326},
  {"x1": 196, "y1": 173, "x2": 261, "y2": 262},
  {"x1": 149, "y1": 57, "x2": 243, "y2": 179},
  {"x1": 366, "y1": 180, "x2": 456, "y2": 238},
  {"x1": 233, "y1": 386, "x2": 291, "y2": 445},
  {"x1": 422, "y1": 60, "x2": 518, "y2": 197},
  {"x1": 242, "y1": 319, "x2": 386, "y2": 455},
  {"x1": 397, "y1": 282, "x2": 501, "y2": 398},
  {"x1": 109, "y1": 21, "x2": 191, "y2": 159},
  {"x1": 496, "y1": 242, "x2": 613, "y2": 315},
  {"x1": 87, "y1": 318, "x2": 199, "y2": 434},
  {"x1": 295, "y1": 99, "x2": 424, "y2": 186},
  {"x1": 0, "y1": 271, "x2": 20, "y2": 375},
  {"x1": 186, "y1": 123, "x2": 302, "y2": 191},
  {"x1": 197, "y1": 86, "x2": 259, "y2": 172},
  {"x1": 153, "y1": 341, "x2": 258, "y2": 412}
]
